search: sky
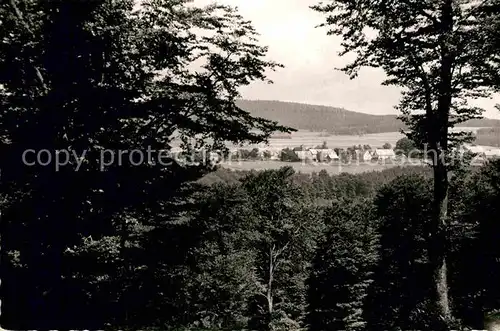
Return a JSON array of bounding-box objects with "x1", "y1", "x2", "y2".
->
[{"x1": 193, "y1": 0, "x2": 500, "y2": 119}]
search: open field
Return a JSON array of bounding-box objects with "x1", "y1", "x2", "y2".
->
[
  {"x1": 237, "y1": 127, "x2": 490, "y2": 150},
  {"x1": 170, "y1": 127, "x2": 491, "y2": 151},
  {"x1": 262, "y1": 131, "x2": 404, "y2": 149},
  {"x1": 221, "y1": 160, "x2": 427, "y2": 174}
]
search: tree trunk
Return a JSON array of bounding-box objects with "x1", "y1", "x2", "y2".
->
[
  {"x1": 266, "y1": 246, "x2": 274, "y2": 331},
  {"x1": 428, "y1": 0, "x2": 454, "y2": 327},
  {"x1": 120, "y1": 216, "x2": 130, "y2": 325},
  {"x1": 431, "y1": 161, "x2": 451, "y2": 325}
]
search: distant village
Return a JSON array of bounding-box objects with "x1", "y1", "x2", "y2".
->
[
  {"x1": 170, "y1": 140, "x2": 500, "y2": 165},
  {"x1": 226, "y1": 144, "x2": 398, "y2": 163}
]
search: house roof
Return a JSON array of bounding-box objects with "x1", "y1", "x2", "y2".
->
[
  {"x1": 362, "y1": 150, "x2": 373, "y2": 159},
  {"x1": 307, "y1": 148, "x2": 339, "y2": 159},
  {"x1": 322, "y1": 150, "x2": 339, "y2": 159}
]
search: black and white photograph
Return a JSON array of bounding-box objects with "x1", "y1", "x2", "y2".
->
[{"x1": 1, "y1": 0, "x2": 500, "y2": 329}]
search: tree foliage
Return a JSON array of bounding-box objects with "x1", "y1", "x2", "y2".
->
[
  {"x1": 312, "y1": 0, "x2": 500, "y2": 325},
  {"x1": 0, "y1": 0, "x2": 291, "y2": 328},
  {"x1": 395, "y1": 137, "x2": 418, "y2": 156},
  {"x1": 241, "y1": 167, "x2": 324, "y2": 330},
  {"x1": 2, "y1": 0, "x2": 500, "y2": 329},
  {"x1": 365, "y1": 175, "x2": 435, "y2": 330},
  {"x1": 307, "y1": 199, "x2": 378, "y2": 331}
]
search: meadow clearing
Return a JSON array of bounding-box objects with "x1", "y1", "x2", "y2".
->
[{"x1": 239, "y1": 127, "x2": 488, "y2": 150}]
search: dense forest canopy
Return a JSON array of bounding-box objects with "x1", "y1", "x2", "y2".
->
[
  {"x1": 0, "y1": 0, "x2": 291, "y2": 328},
  {"x1": 3, "y1": 158, "x2": 499, "y2": 330}
]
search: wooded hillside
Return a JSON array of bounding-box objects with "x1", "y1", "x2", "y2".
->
[{"x1": 237, "y1": 100, "x2": 500, "y2": 134}]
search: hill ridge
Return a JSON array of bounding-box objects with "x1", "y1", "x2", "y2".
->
[{"x1": 236, "y1": 99, "x2": 500, "y2": 134}]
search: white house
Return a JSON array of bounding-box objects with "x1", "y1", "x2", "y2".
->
[
  {"x1": 269, "y1": 149, "x2": 281, "y2": 160},
  {"x1": 309, "y1": 148, "x2": 339, "y2": 161},
  {"x1": 295, "y1": 150, "x2": 314, "y2": 160},
  {"x1": 318, "y1": 148, "x2": 339, "y2": 161},
  {"x1": 362, "y1": 150, "x2": 373, "y2": 162},
  {"x1": 373, "y1": 149, "x2": 396, "y2": 160},
  {"x1": 259, "y1": 147, "x2": 282, "y2": 160},
  {"x1": 309, "y1": 148, "x2": 319, "y2": 161}
]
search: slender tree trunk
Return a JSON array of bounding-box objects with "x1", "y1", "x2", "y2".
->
[
  {"x1": 120, "y1": 217, "x2": 130, "y2": 325},
  {"x1": 267, "y1": 246, "x2": 274, "y2": 330},
  {"x1": 431, "y1": 161, "x2": 451, "y2": 325}
]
